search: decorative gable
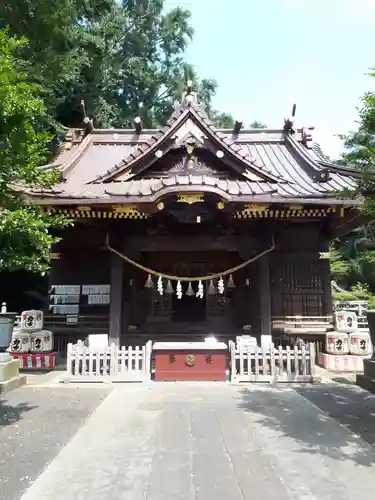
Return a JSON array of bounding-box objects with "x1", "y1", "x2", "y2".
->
[
  {"x1": 114, "y1": 143, "x2": 266, "y2": 182},
  {"x1": 93, "y1": 93, "x2": 281, "y2": 185}
]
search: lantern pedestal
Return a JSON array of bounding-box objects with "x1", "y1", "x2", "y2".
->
[
  {"x1": 153, "y1": 341, "x2": 228, "y2": 381},
  {"x1": 0, "y1": 353, "x2": 27, "y2": 394},
  {"x1": 319, "y1": 352, "x2": 371, "y2": 372},
  {"x1": 357, "y1": 360, "x2": 375, "y2": 392},
  {"x1": 10, "y1": 352, "x2": 57, "y2": 370}
]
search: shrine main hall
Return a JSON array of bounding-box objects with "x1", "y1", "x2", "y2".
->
[{"x1": 29, "y1": 88, "x2": 361, "y2": 350}]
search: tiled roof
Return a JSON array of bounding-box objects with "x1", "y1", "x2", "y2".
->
[{"x1": 34, "y1": 93, "x2": 359, "y2": 205}]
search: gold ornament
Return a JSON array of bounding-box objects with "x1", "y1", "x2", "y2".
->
[{"x1": 185, "y1": 354, "x2": 196, "y2": 367}]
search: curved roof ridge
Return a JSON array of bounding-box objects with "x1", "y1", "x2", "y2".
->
[
  {"x1": 92, "y1": 97, "x2": 285, "y2": 184},
  {"x1": 284, "y1": 133, "x2": 328, "y2": 181},
  {"x1": 311, "y1": 142, "x2": 331, "y2": 162},
  {"x1": 318, "y1": 159, "x2": 364, "y2": 178},
  {"x1": 92, "y1": 103, "x2": 193, "y2": 183}
]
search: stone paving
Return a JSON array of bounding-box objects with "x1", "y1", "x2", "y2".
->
[
  {"x1": 0, "y1": 386, "x2": 110, "y2": 500},
  {"x1": 0, "y1": 381, "x2": 374, "y2": 500}
]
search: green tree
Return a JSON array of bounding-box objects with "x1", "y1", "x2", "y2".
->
[
  {"x1": 249, "y1": 120, "x2": 267, "y2": 129},
  {"x1": 1, "y1": 0, "x2": 238, "y2": 130},
  {"x1": 330, "y1": 73, "x2": 375, "y2": 297},
  {"x1": 0, "y1": 31, "x2": 68, "y2": 273},
  {"x1": 1, "y1": 0, "x2": 195, "y2": 128}
]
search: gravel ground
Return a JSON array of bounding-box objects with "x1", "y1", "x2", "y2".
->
[{"x1": 0, "y1": 386, "x2": 111, "y2": 500}]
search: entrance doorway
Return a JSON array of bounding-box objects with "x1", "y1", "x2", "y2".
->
[
  {"x1": 171, "y1": 282, "x2": 206, "y2": 322},
  {"x1": 171, "y1": 263, "x2": 206, "y2": 323}
]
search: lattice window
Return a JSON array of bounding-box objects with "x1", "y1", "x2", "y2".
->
[
  {"x1": 270, "y1": 254, "x2": 325, "y2": 317},
  {"x1": 271, "y1": 256, "x2": 323, "y2": 292}
]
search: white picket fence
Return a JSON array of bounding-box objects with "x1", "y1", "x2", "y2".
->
[
  {"x1": 229, "y1": 341, "x2": 316, "y2": 383},
  {"x1": 65, "y1": 340, "x2": 153, "y2": 382}
]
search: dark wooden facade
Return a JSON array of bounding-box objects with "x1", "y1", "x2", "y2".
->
[{"x1": 30, "y1": 90, "x2": 362, "y2": 349}]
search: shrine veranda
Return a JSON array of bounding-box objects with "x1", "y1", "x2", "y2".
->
[{"x1": 27, "y1": 89, "x2": 364, "y2": 355}]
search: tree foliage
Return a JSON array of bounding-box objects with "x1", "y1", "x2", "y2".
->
[
  {"x1": 249, "y1": 120, "x2": 267, "y2": 129},
  {"x1": 0, "y1": 30, "x2": 69, "y2": 273},
  {"x1": 0, "y1": 0, "x2": 227, "y2": 129},
  {"x1": 331, "y1": 73, "x2": 375, "y2": 301},
  {"x1": 0, "y1": 0, "x2": 265, "y2": 130},
  {"x1": 0, "y1": 1, "x2": 270, "y2": 275}
]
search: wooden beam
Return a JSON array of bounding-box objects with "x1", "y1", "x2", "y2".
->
[
  {"x1": 233, "y1": 120, "x2": 243, "y2": 134},
  {"x1": 259, "y1": 254, "x2": 272, "y2": 347},
  {"x1": 125, "y1": 235, "x2": 240, "y2": 252},
  {"x1": 134, "y1": 116, "x2": 142, "y2": 134},
  {"x1": 109, "y1": 253, "x2": 123, "y2": 346},
  {"x1": 320, "y1": 239, "x2": 333, "y2": 316}
]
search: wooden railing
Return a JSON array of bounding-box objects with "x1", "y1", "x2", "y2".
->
[
  {"x1": 229, "y1": 341, "x2": 316, "y2": 383},
  {"x1": 272, "y1": 316, "x2": 332, "y2": 335},
  {"x1": 65, "y1": 340, "x2": 153, "y2": 382}
]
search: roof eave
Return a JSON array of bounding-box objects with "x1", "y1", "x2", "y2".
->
[{"x1": 30, "y1": 191, "x2": 361, "y2": 207}]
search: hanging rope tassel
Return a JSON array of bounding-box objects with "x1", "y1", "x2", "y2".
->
[
  {"x1": 208, "y1": 280, "x2": 216, "y2": 295},
  {"x1": 227, "y1": 274, "x2": 235, "y2": 288},
  {"x1": 186, "y1": 282, "x2": 194, "y2": 296},
  {"x1": 165, "y1": 280, "x2": 173, "y2": 294},
  {"x1": 145, "y1": 274, "x2": 154, "y2": 288}
]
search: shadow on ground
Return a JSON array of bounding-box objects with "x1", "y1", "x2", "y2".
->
[
  {"x1": 329, "y1": 376, "x2": 357, "y2": 386},
  {"x1": 0, "y1": 397, "x2": 36, "y2": 427},
  {"x1": 237, "y1": 383, "x2": 375, "y2": 468},
  {"x1": 295, "y1": 383, "x2": 375, "y2": 446}
]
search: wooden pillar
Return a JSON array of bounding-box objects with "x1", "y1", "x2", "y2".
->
[
  {"x1": 259, "y1": 254, "x2": 272, "y2": 348},
  {"x1": 322, "y1": 262, "x2": 333, "y2": 316},
  {"x1": 109, "y1": 253, "x2": 123, "y2": 346}
]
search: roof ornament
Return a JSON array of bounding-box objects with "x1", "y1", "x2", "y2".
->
[
  {"x1": 134, "y1": 116, "x2": 142, "y2": 134},
  {"x1": 233, "y1": 120, "x2": 243, "y2": 135},
  {"x1": 283, "y1": 103, "x2": 296, "y2": 134},
  {"x1": 314, "y1": 167, "x2": 330, "y2": 183},
  {"x1": 301, "y1": 126, "x2": 313, "y2": 146},
  {"x1": 181, "y1": 79, "x2": 198, "y2": 106},
  {"x1": 133, "y1": 102, "x2": 143, "y2": 134},
  {"x1": 81, "y1": 100, "x2": 94, "y2": 137}
]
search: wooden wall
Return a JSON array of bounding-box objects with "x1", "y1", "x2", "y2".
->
[
  {"x1": 45, "y1": 225, "x2": 112, "y2": 347},
  {"x1": 47, "y1": 219, "x2": 332, "y2": 349},
  {"x1": 270, "y1": 223, "x2": 331, "y2": 318}
]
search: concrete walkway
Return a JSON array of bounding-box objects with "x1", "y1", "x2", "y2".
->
[{"x1": 15, "y1": 383, "x2": 375, "y2": 500}]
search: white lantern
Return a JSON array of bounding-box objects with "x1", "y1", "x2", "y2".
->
[
  {"x1": 20, "y1": 310, "x2": 44, "y2": 332},
  {"x1": 349, "y1": 332, "x2": 372, "y2": 356},
  {"x1": 334, "y1": 311, "x2": 358, "y2": 333},
  {"x1": 325, "y1": 332, "x2": 349, "y2": 355}
]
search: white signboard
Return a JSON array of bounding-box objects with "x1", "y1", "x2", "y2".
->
[{"x1": 88, "y1": 334, "x2": 108, "y2": 349}]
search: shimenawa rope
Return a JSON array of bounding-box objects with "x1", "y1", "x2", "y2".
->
[{"x1": 105, "y1": 233, "x2": 275, "y2": 282}]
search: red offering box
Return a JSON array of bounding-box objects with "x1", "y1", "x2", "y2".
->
[{"x1": 153, "y1": 342, "x2": 228, "y2": 381}]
